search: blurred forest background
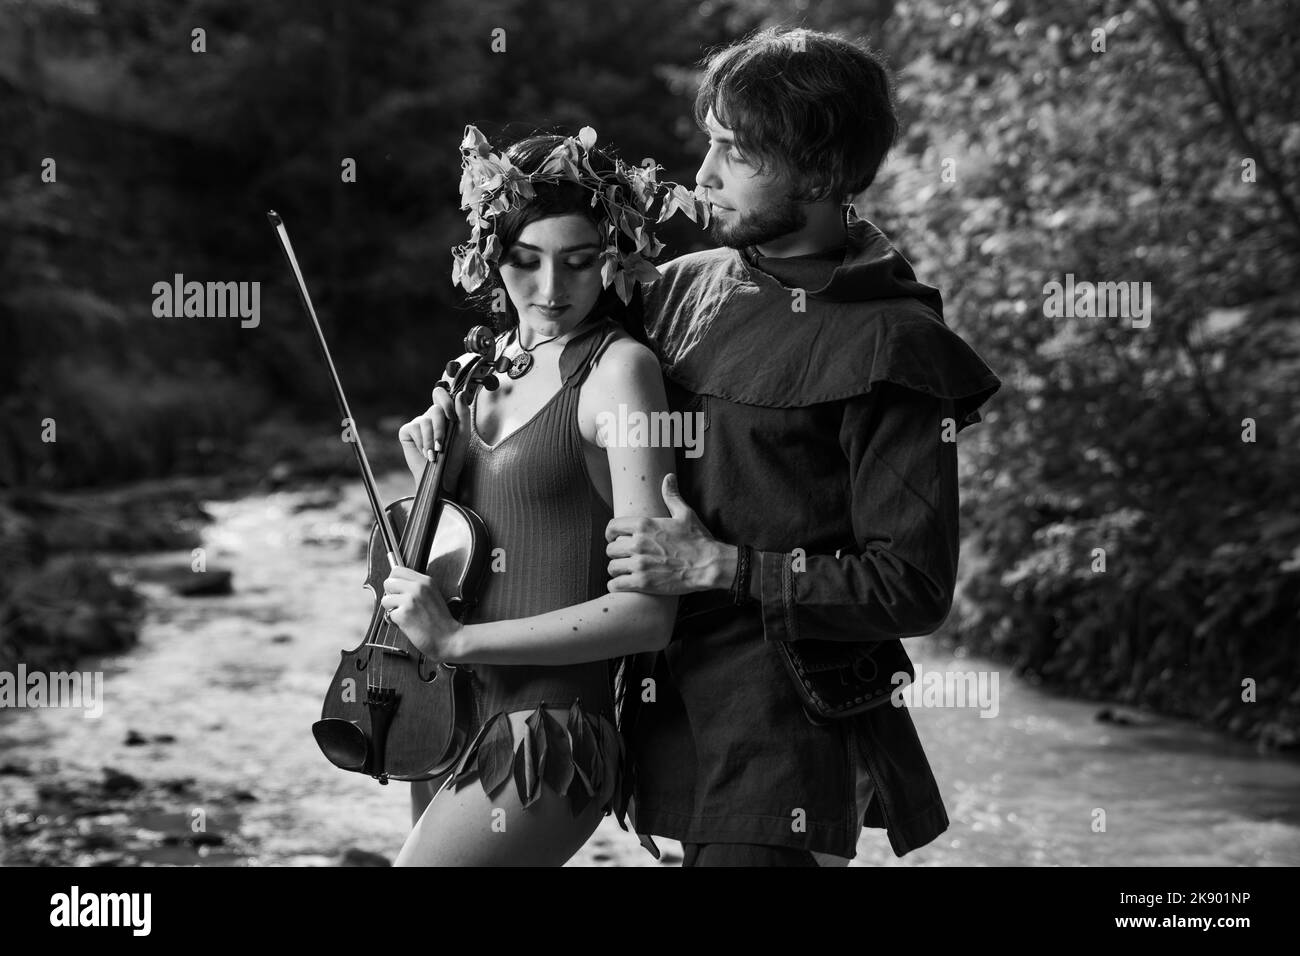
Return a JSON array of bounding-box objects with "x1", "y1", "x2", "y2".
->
[{"x1": 1, "y1": 0, "x2": 1297, "y2": 748}]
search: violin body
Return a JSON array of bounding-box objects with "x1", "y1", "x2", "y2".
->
[
  {"x1": 267, "y1": 210, "x2": 503, "y2": 785},
  {"x1": 313, "y1": 496, "x2": 491, "y2": 782}
]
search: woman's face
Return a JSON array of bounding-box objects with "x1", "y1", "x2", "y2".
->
[{"x1": 498, "y1": 214, "x2": 604, "y2": 329}]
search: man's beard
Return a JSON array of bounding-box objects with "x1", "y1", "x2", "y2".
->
[{"x1": 709, "y1": 191, "x2": 807, "y2": 250}]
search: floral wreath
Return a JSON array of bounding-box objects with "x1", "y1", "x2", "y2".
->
[{"x1": 451, "y1": 124, "x2": 710, "y2": 305}]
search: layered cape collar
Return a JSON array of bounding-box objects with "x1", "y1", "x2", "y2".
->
[{"x1": 641, "y1": 210, "x2": 1001, "y2": 424}]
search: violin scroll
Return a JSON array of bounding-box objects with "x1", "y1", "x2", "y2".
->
[{"x1": 463, "y1": 324, "x2": 496, "y2": 355}]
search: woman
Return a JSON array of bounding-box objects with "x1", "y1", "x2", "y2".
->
[{"x1": 381, "y1": 127, "x2": 692, "y2": 865}]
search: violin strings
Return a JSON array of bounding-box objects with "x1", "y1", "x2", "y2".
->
[{"x1": 372, "y1": 352, "x2": 484, "y2": 697}]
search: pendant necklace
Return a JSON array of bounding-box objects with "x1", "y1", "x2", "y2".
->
[
  {"x1": 505, "y1": 326, "x2": 561, "y2": 379},
  {"x1": 503, "y1": 316, "x2": 594, "y2": 379}
]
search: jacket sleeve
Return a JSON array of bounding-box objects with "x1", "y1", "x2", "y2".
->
[{"x1": 747, "y1": 382, "x2": 960, "y2": 643}]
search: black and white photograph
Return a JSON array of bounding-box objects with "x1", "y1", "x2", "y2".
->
[{"x1": 0, "y1": 0, "x2": 1296, "y2": 930}]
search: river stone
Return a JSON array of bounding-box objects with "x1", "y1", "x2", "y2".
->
[
  {"x1": 102, "y1": 768, "x2": 143, "y2": 795},
  {"x1": 173, "y1": 569, "x2": 233, "y2": 596}
]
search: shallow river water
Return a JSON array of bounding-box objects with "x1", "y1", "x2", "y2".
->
[{"x1": 2, "y1": 477, "x2": 1298, "y2": 866}]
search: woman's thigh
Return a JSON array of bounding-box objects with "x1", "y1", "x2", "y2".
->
[{"x1": 394, "y1": 709, "x2": 608, "y2": 867}]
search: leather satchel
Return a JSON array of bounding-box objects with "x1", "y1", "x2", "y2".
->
[{"x1": 774, "y1": 637, "x2": 915, "y2": 722}]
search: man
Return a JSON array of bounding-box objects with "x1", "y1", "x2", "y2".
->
[{"x1": 603, "y1": 26, "x2": 1001, "y2": 866}]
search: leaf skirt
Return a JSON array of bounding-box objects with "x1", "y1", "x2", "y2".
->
[{"x1": 447, "y1": 699, "x2": 625, "y2": 816}]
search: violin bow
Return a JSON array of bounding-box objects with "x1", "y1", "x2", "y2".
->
[{"x1": 265, "y1": 210, "x2": 404, "y2": 568}]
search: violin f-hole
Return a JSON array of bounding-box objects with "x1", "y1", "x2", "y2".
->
[{"x1": 417, "y1": 655, "x2": 439, "y2": 683}]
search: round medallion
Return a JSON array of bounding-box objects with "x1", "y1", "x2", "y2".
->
[{"x1": 507, "y1": 351, "x2": 533, "y2": 379}]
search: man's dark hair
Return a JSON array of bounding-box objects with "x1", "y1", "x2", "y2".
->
[{"x1": 694, "y1": 26, "x2": 898, "y2": 203}]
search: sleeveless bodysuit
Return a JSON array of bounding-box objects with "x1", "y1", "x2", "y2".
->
[{"x1": 442, "y1": 318, "x2": 625, "y2": 816}]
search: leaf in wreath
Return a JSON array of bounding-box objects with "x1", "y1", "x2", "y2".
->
[
  {"x1": 628, "y1": 255, "x2": 661, "y2": 283},
  {"x1": 483, "y1": 234, "x2": 502, "y2": 263},
  {"x1": 629, "y1": 174, "x2": 651, "y2": 207},
  {"x1": 461, "y1": 125, "x2": 490, "y2": 154},
  {"x1": 538, "y1": 151, "x2": 565, "y2": 176},
  {"x1": 466, "y1": 252, "x2": 488, "y2": 290},
  {"x1": 656, "y1": 192, "x2": 679, "y2": 224},
  {"x1": 614, "y1": 270, "x2": 632, "y2": 305},
  {"x1": 578, "y1": 126, "x2": 597, "y2": 150},
  {"x1": 601, "y1": 254, "x2": 618, "y2": 288},
  {"x1": 476, "y1": 712, "x2": 514, "y2": 798},
  {"x1": 695, "y1": 196, "x2": 711, "y2": 228}
]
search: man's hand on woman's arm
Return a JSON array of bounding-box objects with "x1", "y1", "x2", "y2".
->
[
  {"x1": 605, "y1": 473, "x2": 738, "y2": 595},
  {"x1": 603, "y1": 383, "x2": 961, "y2": 642},
  {"x1": 388, "y1": 336, "x2": 681, "y2": 665}
]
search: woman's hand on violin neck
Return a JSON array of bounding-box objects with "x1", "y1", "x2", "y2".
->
[
  {"x1": 381, "y1": 566, "x2": 466, "y2": 661},
  {"x1": 398, "y1": 386, "x2": 470, "y2": 486}
]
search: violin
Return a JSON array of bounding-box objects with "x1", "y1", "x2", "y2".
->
[{"x1": 267, "y1": 211, "x2": 499, "y2": 784}]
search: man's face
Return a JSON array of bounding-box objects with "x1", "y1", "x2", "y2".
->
[{"x1": 695, "y1": 108, "x2": 806, "y2": 249}]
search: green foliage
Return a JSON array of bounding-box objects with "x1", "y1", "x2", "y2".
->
[
  {"x1": 856, "y1": 0, "x2": 1300, "y2": 745},
  {"x1": 0, "y1": 554, "x2": 144, "y2": 674},
  {"x1": 0, "y1": 359, "x2": 264, "y2": 488},
  {"x1": 2, "y1": 0, "x2": 1296, "y2": 744},
  {"x1": 1, "y1": 0, "x2": 742, "y2": 490},
  {"x1": 451, "y1": 124, "x2": 707, "y2": 303}
]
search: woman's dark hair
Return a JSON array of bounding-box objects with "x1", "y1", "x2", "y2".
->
[
  {"x1": 468, "y1": 133, "x2": 651, "y2": 348},
  {"x1": 695, "y1": 26, "x2": 898, "y2": 203}
]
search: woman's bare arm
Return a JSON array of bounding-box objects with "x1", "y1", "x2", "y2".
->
[{"x1": 447, "y1": 337, "x2": 678, "y2": 665}]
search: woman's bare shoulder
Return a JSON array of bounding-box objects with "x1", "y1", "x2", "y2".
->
[{"x1": 589, "y1": 327, "x2": 661, "y2": 384}]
